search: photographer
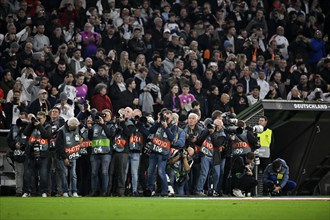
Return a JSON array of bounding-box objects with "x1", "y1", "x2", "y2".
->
[
  {"x1": 167, "y1": 147, "x2": 194, "y2": 196},
  {"x1": 109, "y1": 107, "x2": 134, "y2": 196},
  {"x1": 194, "y1": 119, "x2": 226, "y2": 196},
  {"x1": 48, "y1": 107, "x2": 65, "y2": 196},
  {"x1": 231, "y1": 120, "x2": 259, "y2": 156},
  {"x1": 125, "y1": 109, "x2": 149, "y2": 196},
  {"x1": 146, "y1": 109, "x2": 178, "y2": 196},
  {"x1": 7, "y1": 113, "x2": 28, "y2": 196},
  {"x1": 263, "y1": 158, "x2": 297, "y2": 196},
  {"x1": 77, "y1": 117, "x2": 93, "y2": 196},
  {"x1": 231, "y1": 152, "x2": 258, "y2": 197},
  {"x1": 22, "y1": 111, "x2": 52, "y2": 197},
  {"x1": 56, "y1": 117, "x2": 82, "y2": 197},
  {"x1": 183, "y1": 112, "x2": 203, "y2": 194},
  {"x1": 88, "y1": 109, "x2": 116, "y2": 196}
]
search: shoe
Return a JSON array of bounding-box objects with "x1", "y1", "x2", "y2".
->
[
  {"x1": 22, "y1": 193, "x2": 30, "y2": 197},
  {"x1": 212, "y1": 191, "x2": 220, "y2": 197},
  {"x1": 132, "y1": 192, "x2": 139, "y2": 197},
  {"x1": 72, "y1": 192, "x2": 79, "y2": 197},
  {"x1": 42, "y1": 193, "x2": 47, "y2": 198},
  {"x1": 232, "y1": 189, "x2": 244, "y2": 197},
  {"x1": 195, "y1": 192, "x2": 207, "y2": 197},
  {"x1": 16, "y1": 193, "x2": 22, "y2": 197},
  {"x1": 88, "y1": 192, "x2": 98, "y2": 197},
  {"x1": 55, "y1": 193, "x2": 63, "y2": 197},
  {"x1": 63, "y1": 193, "x2": 69, "y2": 197}
]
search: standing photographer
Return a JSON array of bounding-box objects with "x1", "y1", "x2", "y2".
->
[
  {"x1": 56, "y1": 117, "x2": 82, "y2": 197},
  {"x1": 183, "y1": 112, "x2": 203, "y2": 194},
  {"x1": 146, "y1": 109, "x2": 177, "y2": 196},
  {"x1": 7, "y1": 113, "x2": 28, "y2": 196},
  {"x1": 125, "y1": 109, "x2": 149, "y2": 196},
  {"x1": 22, "y1": 111, "x2": 51, "y2": 197},
  {"x1": 231, "y1": 120, "x2": 259, "y2": 156},
  {"x1": 110, "y1": 107, "x2": 134, "y2": 196},
  {"x1": 88, "y1": 109, "x2": 116, "y2": 196},
  {"x1": 48, "y1": 107, "x2": 65, "y2": 196},
  {"x1": 194, "y1": 119, "x2": 226, "y2": 196}
]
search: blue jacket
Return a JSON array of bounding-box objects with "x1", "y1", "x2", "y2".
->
[{"x1": 263, "y1": 158, "x2": 289, "y2": 189}]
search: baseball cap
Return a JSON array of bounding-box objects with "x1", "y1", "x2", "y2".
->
[
  {"x1": 224, "y1": 40, "x2": 233, "y2": 48},
  {"x1": 163, "y1": 28, "x2": 171, "y2": 34},
  {"x1": 38, "y1": 89, "x2": 48, "y2": 95}
]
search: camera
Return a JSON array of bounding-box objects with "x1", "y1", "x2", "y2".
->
[
  {"x1": 32, "y1": 141, "x2": 41, "y2": 158},
  {"x1": 16, "y1": 118, "x2": 29, "y2": 128},
  {"x1": 246, "y1": 125, "x2": 264, "y2": 134},
  {"x1": 222, "y1": 112, "x2": 238, "y2": 126},
  {"x1": 31, "y1": 116, "x2": 39, "y2": 124},
  {"x1": 207, "y1": 123, "x2": 215, "y2": 130},
  {"x1": 134, "y1": 115, "x2": 148, "y2": 124},
  {"x1": 159, "y1": 113, "x2": 168, "y2": 122},
  {"x1": 94, "y1": 112, "x2": 106, "y2": 123}
]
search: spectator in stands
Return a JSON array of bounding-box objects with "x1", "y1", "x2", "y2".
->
[
  {"x1": 247, "y1": 85, "x2": 261, "y2": 106},
  {"x1": 28, "y1": 89, "x2": 51, "y2": 115},
  {"x1": 148, "y1": 54, "x2": 167, "y2": 81},
  {"x1": 32, "y1": 24, "x2": 50, "y2": 52},
  {"x1": 91, "y1": 83, "x2": 113, "y2": 113},
  {"x1": 49, "y1": 61, "x2": 67, "y2": 88},
  {"x1": 77, "y1": 22, "x2": 101, "y2": 58},
  {"x1": 163, "y1": 84, "x2": 181, "y2": 114},
  {"x1": 120, "y1": 78, "x2": 139, "y2": 109},
  {"x1": 238, "y1": 66, "x2": 258, "y2": 95},
  {"x1": 3, "y1": 89, "x2": 27, "y2": 127},
  {"x1": 213, "y1": 93, "x2": 231, "y2": 113},
  {"x1": 257, "y1": 69, "x2": 269, "y2": 100},
  {"x1": 68, "y1": 48, "x2": 85, "y2": 74},
  {"x1": 230, "y1": 83, "x2": 249, "y2": 115},
  {"x1": 309, "y1": 29, "x2": 326, "y2": 73},
  {"x1": 0, "y1": 70, "x2": 15, "y2": 97}
]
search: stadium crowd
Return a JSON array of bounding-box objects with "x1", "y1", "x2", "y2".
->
[{"x1": 0, "y1": 0, "x2": 328, "y2": 197}]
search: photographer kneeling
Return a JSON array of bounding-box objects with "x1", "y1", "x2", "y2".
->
[
  {"x1": 231, "y1": 152, "x2": 258, "y2": 197},
  {"x1": 167, "y1": 147, "x2": 194, "y2": 196},
  {"x1": 194, "y1": 119, "x2": 226, "y2": 196}
]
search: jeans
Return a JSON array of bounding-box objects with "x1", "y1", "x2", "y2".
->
[
  {"x1": 90, "y1": 154, "x2": 111, "y2": 194},
  {"x1": 147, "y1": 153, "x2": 169, "y2": 195},
  {"x1": 217, "y1": 158, "x2": 226, "y2": 192},
  {"x1": 23, "y1": 156, "x2": 49, "y2": 194},
  {"x1": 49, "y1": 151, "x2": 62, "y2": 194},
  {"x1": 59, "y1": 159, "x2": 77, "y2": 193},
  {"x1": 125, "y1": 152, "x2": 141, "y2": 193},
  {"x1": 167, "y1": 168, "x2": 185, "y2": 195},
  {"x1": 195, "y1": 155, "x2": 220, "y2": 194},
  {"x1": 14, "y1": 161, "x2": 24, "y2": 194}
]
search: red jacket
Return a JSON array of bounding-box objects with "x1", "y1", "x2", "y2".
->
[{"x1": 91, "y1": 93, "x2": 113, "y2": 113}]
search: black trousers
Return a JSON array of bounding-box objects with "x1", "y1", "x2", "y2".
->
[
  {"x1": 232, "y1": 175, "x2": 258, "y2": 193},
  {"x1": 109, "y1": 152, "x2": 128, "y2": 196}
]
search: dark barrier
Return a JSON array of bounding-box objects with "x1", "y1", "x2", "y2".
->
[{"x1": 262, "y1": 101, "x2": 330, "y2": 195}]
